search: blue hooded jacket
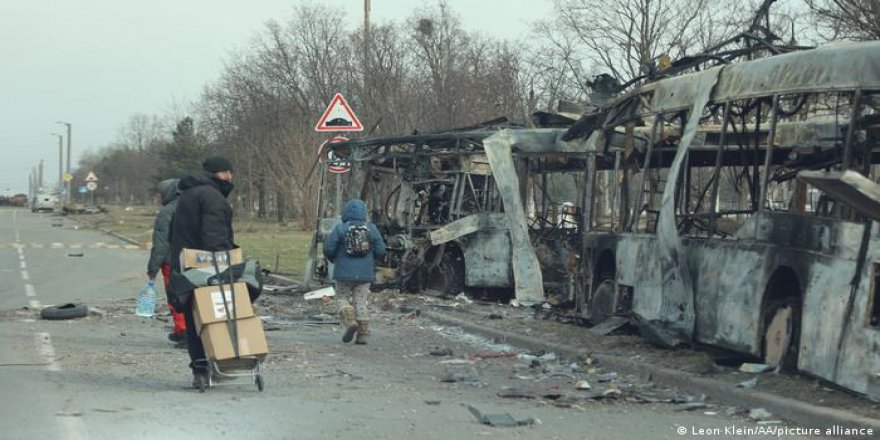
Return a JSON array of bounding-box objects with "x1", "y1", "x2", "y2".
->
[{"x1": 323, "y1": 200, "x2": 387, "y2": 282}]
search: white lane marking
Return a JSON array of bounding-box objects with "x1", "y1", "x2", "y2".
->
[
  {"x1": 34, "y1": 332, "x2": 61, "y2": 372},
  {"x1": 21, "y1": 270, "x2": 29, "y2": 280},
  {"x1": 25, "y1": 284, "x2": 36, "y2": 297},
  {"x1": 29, "y1": 300, "x2": 42, "y2": 309},
  {"x1": 68, "y1": 244, "x2": 82, "y2": 249},
  {"x1": 50, "y1": 243, "x2": 64, "y2": 249},
  {"x1": 57, "y1": 415, "x2": 88, "y2": 440},
  {"x1": 20, "y1": 261, "x2": 26, "y2": 269}
]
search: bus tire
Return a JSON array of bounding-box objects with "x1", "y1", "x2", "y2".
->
[{"x1": 590, "y1": 278, "x2": 617, "y2": 325}]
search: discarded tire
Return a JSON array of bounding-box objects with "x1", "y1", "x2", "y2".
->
[{"x1": 40, "y1": 303, "x2": 88, "y2": 320}]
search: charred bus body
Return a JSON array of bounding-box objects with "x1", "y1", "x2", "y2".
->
[
  {"x1": 305, "y1": 124, "x2": 590, "y2": 307},
  {"x1": 572, "y1": 41, "x2": 880, "y2": 398},
  {"x1": 306, "y1": 41, "x2": 880, "y2": 397}
]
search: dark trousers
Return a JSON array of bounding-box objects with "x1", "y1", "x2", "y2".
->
[{"x1": 183, "y1": 297, "x2": 207, "y2": 373}]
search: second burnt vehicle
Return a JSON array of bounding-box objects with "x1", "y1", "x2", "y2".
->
[{"x1": 304, "y1": 118, "x2": 590, "y2": 307}]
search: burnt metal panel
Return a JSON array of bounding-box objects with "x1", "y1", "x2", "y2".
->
[
  {"x1": 462, "y1": 230, "x2": 513, "y2": 287},
  {"x1": 652, "y1": 68, "x2": 721, "y2": 339},
  {"x1": 799, "y1": 170, "x2": 880, "y2": 222},
  {"x1": 429, "y1": 213, "x2": 507, "y2": 245},
  {"x1": 484, "y1": 130, "x2": 545, "y2": 305},
  {"x1": 714, "y1": 41, "x2": 880, "y2": 102}
]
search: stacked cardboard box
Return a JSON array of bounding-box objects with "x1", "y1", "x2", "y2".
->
[
  {"x1": 179, "y1": 248, "x2": 243, "y2": 272},
  {"x1": 183, "y1": 248, "x2": 268, "y2": 361}
]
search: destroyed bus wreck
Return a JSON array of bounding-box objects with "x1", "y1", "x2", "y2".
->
[
  {"x1": 304, "y1": 40, "x2": 880, "y2": 398},
  {"x1": 303, "y1": 121, "x2": 591, "y2": 307},
  {"x1": 569, "y1": 40, "x2": 880, "y2": 399}
]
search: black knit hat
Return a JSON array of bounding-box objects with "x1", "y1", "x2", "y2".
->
[{"x1": 202, "y1": 156, "x2": 233, "y2": 173}]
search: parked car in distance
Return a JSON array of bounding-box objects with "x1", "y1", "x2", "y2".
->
[{"x1": 32, "y1": 193, "x2": 58, "y2": 212}]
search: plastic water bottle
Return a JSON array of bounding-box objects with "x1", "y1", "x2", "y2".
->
[{"x1": 135, "y1": 281, "x2": 158, "y2": 317}]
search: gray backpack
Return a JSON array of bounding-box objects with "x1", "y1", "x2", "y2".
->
[{"x1": 344, "y1": 223, "x2": 371, "y2": 257}]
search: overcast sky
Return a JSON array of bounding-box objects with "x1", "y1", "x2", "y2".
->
[{"x1": 0, "y1": 0, "x2": 552, "y2": 195}]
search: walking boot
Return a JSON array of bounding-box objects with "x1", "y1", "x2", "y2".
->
[
  {"x1": 339, "y1": 305, "x2": 358, "y2": 343},
  {"x1": 355, "y1": 320, "x2": 370, "y2": 345}
]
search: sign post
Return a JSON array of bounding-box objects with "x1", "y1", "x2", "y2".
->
[{"x1": 84, "y1": 172, "x2": 98, "y2": 207}]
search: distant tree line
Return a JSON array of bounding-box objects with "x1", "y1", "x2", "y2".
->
[{"x1": 71, "y1": 0, "x2": 877, "y2": 226}]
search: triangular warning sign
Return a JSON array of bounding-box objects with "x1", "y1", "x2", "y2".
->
[
  {"x1": 315, "y1": 93, "x2": 363, "y2": 132},
  {"x1": 85, "y1": 171, "x2": 99, "y2": 182}
]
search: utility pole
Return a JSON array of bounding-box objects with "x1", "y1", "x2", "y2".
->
[
  {"x1": 51, "y1": 133, "x2": 64, "y2": 212},
  {"x1": 56, "y1": 121, "x2": 72, "y2": 203},
  {"x1": 364, "y1": 0, "x2": 371, "y2": 98}
]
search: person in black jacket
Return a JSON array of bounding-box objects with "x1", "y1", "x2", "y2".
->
[{"x1": 169, "y1": 156, "x2": 235, "y2": 387}]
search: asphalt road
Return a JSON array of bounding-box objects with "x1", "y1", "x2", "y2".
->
[{"x1": 0, "y1": 207, "x2": 824, "y2": 440}]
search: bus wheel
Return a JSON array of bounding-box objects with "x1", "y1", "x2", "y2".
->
[
  {"x1": 763, "y1": 298, "x2": 801, "y2": 371},
  {"x1": 590, "y1": 278, "x2": 617, "y2": 325},
  {"x1": 424, "y1": 253, "x2": 465, "y2": 296}
]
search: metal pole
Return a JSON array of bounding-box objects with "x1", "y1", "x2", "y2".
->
[
  {"x1": 51, "y1": 134, "x2": 63, "y2": 189},
  {"x1": 57, "y1": 121, "x2": 72, "y2": 204}
]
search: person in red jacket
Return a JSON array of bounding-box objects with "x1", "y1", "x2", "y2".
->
[{"x1": 146, "y1": 178, "x2": 186, "y2": 347}]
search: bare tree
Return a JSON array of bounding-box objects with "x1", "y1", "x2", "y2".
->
[
  {"x1": 116, "y1": 113, "x2": 167, "y2": 152},
  {"x1": 806, "y1": 0, "x2": 880, "y2": 40},
  {"x1": 547, "y1": 0, "x2": 714, "y2": 83}
]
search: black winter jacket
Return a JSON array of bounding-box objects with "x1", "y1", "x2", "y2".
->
[
  {"x1": 169, "y1": 170, "x2": 235, "y2": 275},
  {"x1": 147, "y1": 179, "x2": 180, "y2": 278}
]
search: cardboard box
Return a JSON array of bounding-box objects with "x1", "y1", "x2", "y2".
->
[
  {"x1": 180, "y1": 248, "x2": 243, "y2": 271},
  {"x1": 200, "y1": 316, "x2": 268, "y2": 361},
  {"x1": 193, "y1": 283, "x2": 254, "y2": 330}
]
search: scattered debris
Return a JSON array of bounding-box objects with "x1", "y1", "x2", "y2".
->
[
  {"x1": 596, "y1": 373, "x2": 618, "y2": 383},
  {"x1": 429, "y1": 347, "x2": 453, "y2": 357},
  {"x1": 303, "y1": 286, "x2": 335, "y2": 300},
  {"x1": 602, "y1": 388, "x2": 622, "y2": 398},
  {"x1": 336, "y1": 369, "x2": 363, "y2": 381},
  {"x1": 454, "y1": 293, "x2": 473, "y2": 304},
  {"x1": 574, "y1": 380, "x2": 591, "y2": 390},
  {"x1": 737, "y1": 377, "x2": 759, "y2": 389},
  {"x1": 488, "y1": 313, "x2": 503, "y2": 320},
  {"x1": 748, "y1": 408, "x2": 773, "y2": 421},
  {"x1": 467, "y1": 405, "x2": 536, "y2": 427},
  {"x1": 590, "y1": 316, "x2": 629, "y2": 336},
  {"x1": 739, "y1": 363, "x2": 774, "y2": 373},
  {"x1": 439, "y1": 358, "x2": 472, "y2": 365},
  {"x1": 632, "y1": 316, "x2": 686, "y2": 349},
  {"x1": 440, "y1": 372, "x2": 479, "y2": 384},
  {"x1": 262, "y1": 284, "x2": 297, "y2": 294},
  {"x1": 470, "y1": 351, "x2": 517, "y2": 360},
  {"x1": 424, "y1": 400, "x2": 441, "y2": 405},
  {"x1": 66, "y1": 253, "x2": 84, "y2": 257},
  {"x1": 518, "y1": 351, "x2": 557, "y2": 363},
  {"x1": 497, "y1": 387, "x2": 535, "y2": 399},
  {"x1": 675, "y1": 402, "x2": 709, "y2": 412}
]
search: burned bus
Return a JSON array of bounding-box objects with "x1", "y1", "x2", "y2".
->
[
  {"x1": 565, "y1": 41, "x2": 880, "y2": 398},
  {"x1": 304, "y1": 121, "x2": 590, "y2": 307}
]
